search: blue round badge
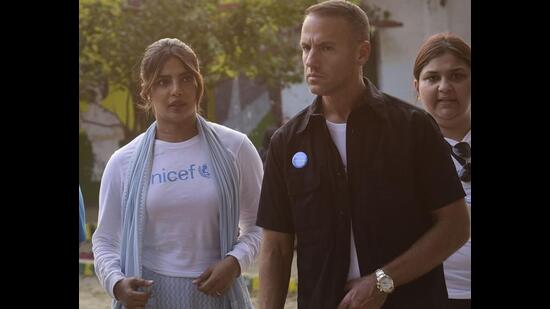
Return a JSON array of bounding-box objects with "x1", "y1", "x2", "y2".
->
[{"x1": 292, "y1": 152, "x2": 308, "y2": 168}]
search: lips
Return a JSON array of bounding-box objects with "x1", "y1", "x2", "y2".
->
[
  {"x1": 306, "y1": 73, "x2": 324, "y2": 85},
  {"x1": 168, "y1": 100, "x2": 187, "y2": 107},
  {"x1": 438, "y1": 98, "x2": 457, "y2": 103},
  {"x1": 307, "y1": 73, "x2": 323, "y2": 79}
]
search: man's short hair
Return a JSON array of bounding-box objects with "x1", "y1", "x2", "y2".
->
[{"x1": 305, "y1": 0, "x2": 370, "y2": 41}]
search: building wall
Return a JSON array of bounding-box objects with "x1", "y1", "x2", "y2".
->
[
  {"x1": 282, "y1": 82, "x2": 315, "y2": 120},
  {"x1": 80, "y1": 103, "x2": 125, "y2": 182},
  {"x1": 217, "y1": 75, "x2": 272, "y2": 135}
]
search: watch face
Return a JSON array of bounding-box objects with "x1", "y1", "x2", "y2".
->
[{"x1": 379, "y1": 277, "x2": 394, "y2": 292}]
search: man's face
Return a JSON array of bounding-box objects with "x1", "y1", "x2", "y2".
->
[{"x1": 300, "y1": 14, "x2": 366, "y2": 96}]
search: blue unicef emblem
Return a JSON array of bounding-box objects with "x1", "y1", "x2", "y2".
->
[{"x1": 292, "y1": 152, "x2": 308, "y2": 168}]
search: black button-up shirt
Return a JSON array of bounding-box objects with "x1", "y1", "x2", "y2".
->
[{"x1": 257, "y1": 79, "x2": 465, "y2": 309}]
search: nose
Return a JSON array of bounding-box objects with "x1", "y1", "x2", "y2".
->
[
  {"x1": 438, "y1": 78, "x2": 453, "y2": 93},
  {"x1": 171, "y1": 80, "x2": 183, "y2": 97},
  {"x1": 304, "y1": 48, "x2": 319, "y2": 71}
]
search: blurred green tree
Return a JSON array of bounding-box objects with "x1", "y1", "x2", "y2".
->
[
  {"x1": 79, "y1": 0, "x2": 316, "y2": 140},
  {"x1": 79, "y1": 130, "x2": 98, "y2": 206}
]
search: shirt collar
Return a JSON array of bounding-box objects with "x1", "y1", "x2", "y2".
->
[
  {"x1": 444, "y1": 130, "x2": 471, "y2": 146},
  {"x1": 296, "y1": 78, "x2": 389, "y2": 134}
]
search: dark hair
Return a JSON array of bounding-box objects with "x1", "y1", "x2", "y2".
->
[
  {"x1": 413, "y1": 32, "x2": 471, "y2": 81},
  {"x1": 138, "y1": 38, "x2": 204, "y2": 113},
  {"x1": 305, "y1": 0, "x2": 370, "y2": 41}
]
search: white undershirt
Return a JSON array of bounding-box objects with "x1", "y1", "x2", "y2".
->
[
  {"x1": 443, "y1": 131, "x2": 471, "y2": 298},
  {"x1": 326, "y1": 120, "x2": 361, "y2": 280}
]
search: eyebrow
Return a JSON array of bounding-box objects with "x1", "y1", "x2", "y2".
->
[
  {"x1": 422, "y1": 67, "x2": 468, "y2": 75},
  {"x1": 158, "y1": 72, "x2": 192, "y2": 78},
  {"x1": 300, "y1": 40, "x2": 337, "y2": 46}
]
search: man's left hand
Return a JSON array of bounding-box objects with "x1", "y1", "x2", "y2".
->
[{"x1": 337, "y1": 274, "x2": 388, "y2": 309}]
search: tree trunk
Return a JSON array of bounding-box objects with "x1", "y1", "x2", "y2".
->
[{"x1": 268, "y1": 83, "x2": 282, "y2": 126}]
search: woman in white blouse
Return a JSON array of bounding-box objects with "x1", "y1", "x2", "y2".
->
[
  {"x1": 414, "y1": 32, "x2": 471, "y2": 309},
  {"x1": 92, "y1": 38, "x2": 263, "y2": 309}
]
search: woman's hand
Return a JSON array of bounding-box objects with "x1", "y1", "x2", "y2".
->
[
  {"x1": 113, "y1": 277, "x2": 154, "y2": 309},
  {"x1": 193, "y1": 255, "x2": 241, "y2": 297}
]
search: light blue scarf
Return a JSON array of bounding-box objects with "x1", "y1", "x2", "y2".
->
[
  {"x1": 79, "y1": 186, "x2": 87, "y2": 245},
  {"x1": 114, "y1": 114, "x2": 253, "y2": 309}
]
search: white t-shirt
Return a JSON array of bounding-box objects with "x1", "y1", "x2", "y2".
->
[
  {"x1": 443, "y1": 130, "x2": 471, "y2": 299},
  {"x1": 326, "y1": 120, "x2": 361, "y2": 281},
  {"x1": 92, "y1": 122, "x2": 263, "y2": 298}
]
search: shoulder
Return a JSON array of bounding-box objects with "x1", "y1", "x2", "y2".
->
[
  {"x1": 271, "y1": 106, "x2": 310, "y2": 144},
  {"x1": 368, "y1": 93, "x2": 440, "y2": 140},
  {"x1": 208, "y1": 121, "x2": 247, "y2": 143},
  {"x1": 379, "y1": 93, "x2": 432, "y2": 124},
  {"x1": 107, "y1": 133, "x2": 145, "y2": 167},
  {"x1": 207, "y1": 121, "x2": 249, "y2": 153}
]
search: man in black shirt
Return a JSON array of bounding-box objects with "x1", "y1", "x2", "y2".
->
[{"x1": 256, "y1": 1, "x2": 470, "y2": 309}]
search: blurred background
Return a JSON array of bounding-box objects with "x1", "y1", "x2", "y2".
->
[{"x1": 79, "y1": 0, "x2": 470, "y2": 307}]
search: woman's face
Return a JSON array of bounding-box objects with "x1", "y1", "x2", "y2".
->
[
  {"x1": 416, "y1": 52, "x2": 471, "y2": 127},
  {"x1": 149, "y1": 56, "x2": 197, "y2": 125}
]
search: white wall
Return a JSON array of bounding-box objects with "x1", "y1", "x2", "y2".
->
[
  {"x1": 281, "y1": 82, "x2": 315, "y2": 120},
  {"x1": 222, "y1": 76, "x2": 272, "y2": 134}
]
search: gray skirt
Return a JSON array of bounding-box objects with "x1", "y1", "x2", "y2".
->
[{"x1": 142, "y1": 267, "x2": 231, "y2": 309}]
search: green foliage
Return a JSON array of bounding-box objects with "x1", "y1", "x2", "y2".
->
[
  {"x1": 79, "y1": 0, "x2": 315, "y2": 127},
  {"x1": 79, "y1": 130, "x2": 93, "y2": 186},
  {"x1": 248, "y1": 109, "x2": 276, "y2": 149},
  {"x1": 79, "y1": 130, "x2": 99, "y2": 206},
  {"x1": 79, "y1": 0, "x2": 121, "y2": 102},
  {"x1": 80, "y1": 0, "x2": 392, "y2": 139},
  {"x1": 208, "y1": 0, "x2": 315, "y2": 88}
]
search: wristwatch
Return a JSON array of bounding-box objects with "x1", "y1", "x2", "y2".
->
[{"x1": 375, "y1": 268, "x2": 394, "y2": 293}]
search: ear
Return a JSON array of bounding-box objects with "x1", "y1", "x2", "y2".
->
[
  {"x1": 413, "y1": 79, "x2": 419, "y2": 93},
  {"x1": 357, "y1": 40, "x2": 371, "y2": 66}
]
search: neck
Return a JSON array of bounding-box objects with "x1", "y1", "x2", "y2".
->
[
  {"x1": 322, "y1": 78, "x2": 366, "y2": 123},
  {"x1": 439, "y1": 118, "x2": 470, "y2": 142},
  {"x1": 156, "y1": 116, "x2": 199, "y2": 142}
]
